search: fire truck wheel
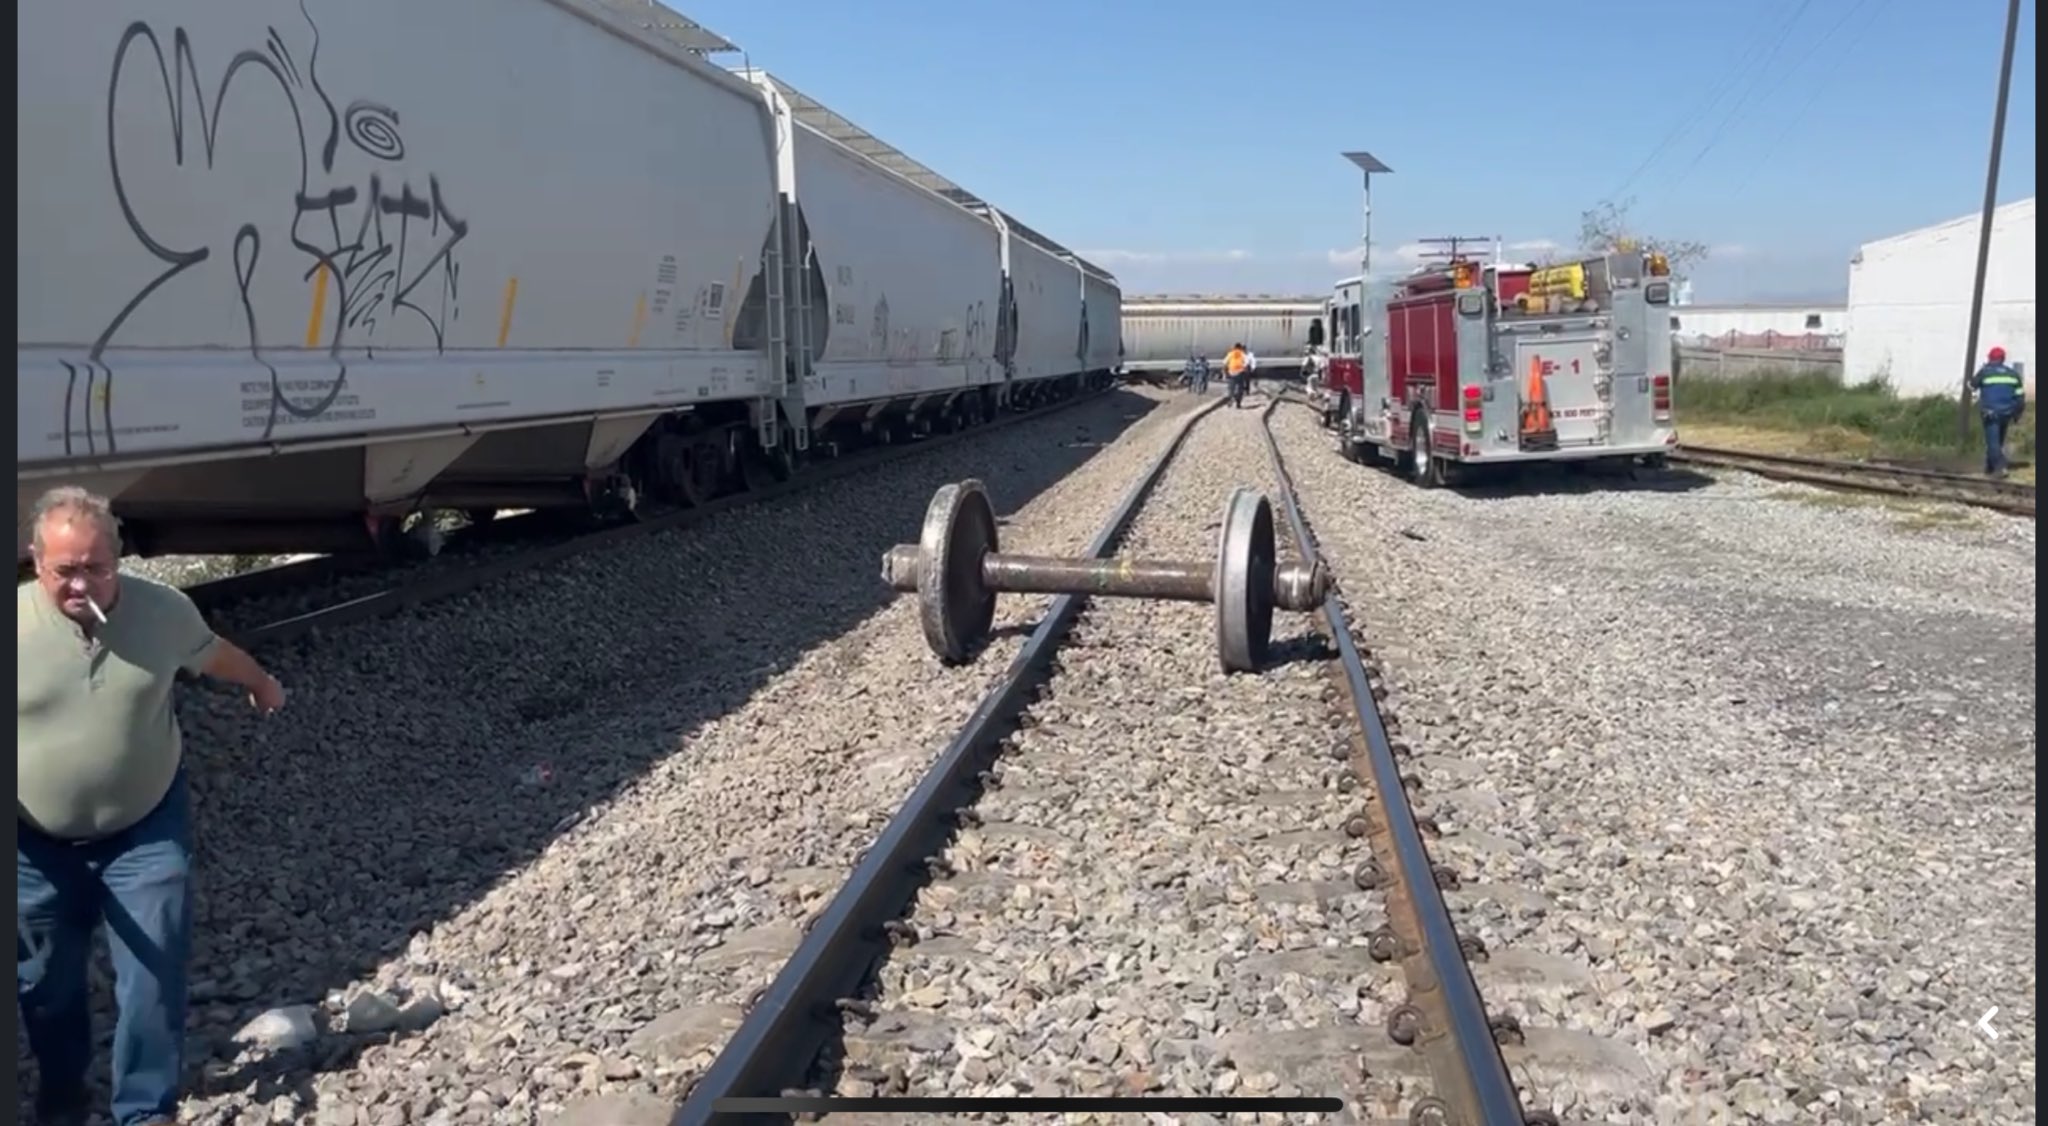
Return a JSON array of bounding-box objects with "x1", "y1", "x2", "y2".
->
[{"x1": 1408, "y1": 409, "x2": 1445, "y2": 489}]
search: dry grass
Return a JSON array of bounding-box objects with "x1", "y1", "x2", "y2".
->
[{"x1": 1680, "y1": 421, "x2": 2036, "y2": 487}]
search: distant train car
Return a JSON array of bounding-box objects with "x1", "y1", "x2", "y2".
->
[
  {"x1": 1118, "y1": 296, "x2": 1324, "y2": 374},
  {"x1": 15, "y1": 0, "x2": 1117, "y2": 560}
]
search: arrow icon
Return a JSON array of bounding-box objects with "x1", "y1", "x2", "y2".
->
[{"x1": 1977, "y1": 1007, "x2": 2001, "y2": 1041}]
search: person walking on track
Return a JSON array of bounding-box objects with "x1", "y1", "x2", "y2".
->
[
  {"x1": 18, "y1": 486, "x2": 288, "y2": 1126},
  {"x1": 1224, "y1": 342, "x2": 1250, "y2": 409},
  {"x1": 1970, "y1": 345, "x2": 2026, "y2": 477}
]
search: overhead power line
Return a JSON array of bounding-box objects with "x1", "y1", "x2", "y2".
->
[
  {"x1": 1653, "y1": 0, "x2": 1827, "y2": 199},
  {"x1": 1604, "y1": 0, "x2": 1819, "y2": 203},
  {"x1": 1723, "y1": 0, "x2": 1894, "y2": 207}
]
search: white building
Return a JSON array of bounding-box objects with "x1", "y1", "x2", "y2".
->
[
  {"x1": 1668, "y1": 303, "x2": 1847, "y2": 350},
  {"x1": 1843, "y1": 196, "x2": 2036, "y2": 396}
]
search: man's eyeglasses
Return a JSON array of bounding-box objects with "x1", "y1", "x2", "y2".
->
[{"x1": 44, "y1": 561, "x2": 116, "y2": 582}]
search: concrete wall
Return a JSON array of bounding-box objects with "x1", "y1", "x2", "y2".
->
[
  {"x1": 1669, "y1": 304, "x2": 1847, "y2": 350},
  {"x1": 1677, "y1": 347, "x2": 1843, "y2": 381},
  {"x1": 1843, "y1": 196, "x2": 2036, "y2": 396}
]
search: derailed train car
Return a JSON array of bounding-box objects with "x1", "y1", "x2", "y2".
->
[
  {"x1": 1077, "y1": 261, "x2": 1124, "y2": 377},
  {"x1": 14, "y1": 0, "x2": 1120, "y2": 560}
]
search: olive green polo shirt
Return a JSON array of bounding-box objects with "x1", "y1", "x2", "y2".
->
[{"x1": 17, "y1": 575, "x2": 220, "y2": 840}]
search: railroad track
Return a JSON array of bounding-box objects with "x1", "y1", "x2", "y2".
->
[
  {"x1": 673, "y1": 394, "x2": 1543, "y2": 1125},
  {"x1": 1671, "y1": 444, "x2": 2036, "y2": 516},
  {"x1": 184, "y1": 388, "x2": 1123, "y2": 650}
]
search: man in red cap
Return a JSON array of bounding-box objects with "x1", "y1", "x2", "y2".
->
[{"x1": 1969, "y1": 346, "x2": 2026, "y2": 476}]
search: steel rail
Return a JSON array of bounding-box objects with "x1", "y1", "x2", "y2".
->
[
  {"x1": 670, "y1": 393, "x2": 1228, "y2": 1126},
  {"x1": 1672, "y1": 444, "x2": 2035, "y2": 516},
  {"x1": 1256, "y1": 394, "x2": 1527, "y2": 1125},
  {"x1": 1678, "y1": 444, "x2": 2023, "y2": 485},
  {"x1": 213, "y1": 388, "x2": 1124, "y2": 651}
]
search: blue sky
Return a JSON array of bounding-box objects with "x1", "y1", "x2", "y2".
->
[{"x1": 678, "y1": 0, "x2": 2036, "y2": 303}]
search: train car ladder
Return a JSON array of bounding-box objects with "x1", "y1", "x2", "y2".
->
[
  {"x1": 785, "y1": 197, "x2": 815, "y2": 452},
  {"x1": 756, "y1": 196, "x2": 811, "y2": 454}
]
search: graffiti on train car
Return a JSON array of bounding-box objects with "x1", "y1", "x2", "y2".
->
[
  {"x1": 963, "y1": 301, "x2": 989, "y2": 363},
  {"x1": 869, "y1": 296, "x2": 891, "y2": 360},
  {"x1": 65, "y1": 0, "x2": 474, "y2": 456}
]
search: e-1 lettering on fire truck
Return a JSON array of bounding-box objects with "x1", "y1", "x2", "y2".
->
[{"x1": 1312, "y1": 245, "x2": 1679, "y2": 486}]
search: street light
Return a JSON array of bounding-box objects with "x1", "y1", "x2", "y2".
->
[{"x1": 1340, "y1": 151, "x2": 1392, "y2": 279}]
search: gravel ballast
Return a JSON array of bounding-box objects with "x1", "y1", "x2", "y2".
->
[
  {"x1": 17, "y1": 388, "x2": 1226, "y2": 1125},
  {"x1": 820, "y1": 394, "x2": 1442, "y2": 1121},
  {"x1": 1271, "y1": 402, "x2": 2037, "y2": 1125}
]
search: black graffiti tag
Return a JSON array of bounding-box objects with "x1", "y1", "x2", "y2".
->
[
  {"x1": 296, "y1": 173, "x2": 467, "y2": 348},
  {"x1": 73, "y1": 0, "x2": 469, "y2": 455},
  {"x1": 963, "y1": 300, "x2": 989, "y2": 361}
]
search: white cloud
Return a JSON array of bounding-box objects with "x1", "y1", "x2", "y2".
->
[
  {"x1": 1709, "y1": 243, "x2": 1752, "y2": 259},
  {"x1": 1077, "y1": 248, "x2": 1254, "y2": 265}
]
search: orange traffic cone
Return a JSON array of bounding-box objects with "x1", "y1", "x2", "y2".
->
[{"x1": 1520, "y1": 356, "x2": 1557, "y2": 450}]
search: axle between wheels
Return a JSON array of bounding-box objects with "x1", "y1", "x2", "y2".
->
[{"x1": 880, "y1": 479, "x2": 1331, "y2": 673}]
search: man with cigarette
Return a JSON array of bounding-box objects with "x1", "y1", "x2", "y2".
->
[{"x1": 17, "y1": 486, "x2": 286, "y2": 1126}]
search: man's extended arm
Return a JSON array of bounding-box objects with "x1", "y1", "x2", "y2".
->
[
  {"x1": 171, "y1": 588, "x2": 286, "y2": 712},
  {"x1": 203, "y1": 638, "x2": 275, "y2": 693}
]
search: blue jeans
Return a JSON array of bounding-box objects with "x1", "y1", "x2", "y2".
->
[
  {"x1": 1982, "y1": 408, "x2": 2015, "y2": 473},
  {"x1": 18, "y1": 770, "x2": 194, "y2": 1125}
]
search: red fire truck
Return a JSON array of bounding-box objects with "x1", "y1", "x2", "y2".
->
[{"x1": 1311, "y1": 248, "x2": 1678, "y2": 486}]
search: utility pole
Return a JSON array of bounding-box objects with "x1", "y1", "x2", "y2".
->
[{"x1": 1957, "y1": 0, "x2": 2023, "y2": 443}]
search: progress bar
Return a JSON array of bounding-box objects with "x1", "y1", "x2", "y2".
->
[{"x1": 712, "y1": 1096, "x2": 1346, "y2": 1113}]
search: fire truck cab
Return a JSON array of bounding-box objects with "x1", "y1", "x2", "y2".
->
[
  {"x1": 1305, "y1": 276, "x2": 1366, "y2": 427},
  {"x1": 1317, "y1": 249, "x2": 1678, "y2": 486}
]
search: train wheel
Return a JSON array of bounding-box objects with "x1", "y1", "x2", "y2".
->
[
  {"x1": 654, "y1": 432, "x2": 721, "y2": 507},
  {"x1": 653, "y1": 433, "x2": 694, "y2": 506},
  {"x1": 764, "y1": 430, "x2": 801, "y2": 483},
  {"x1": 690, "y1": 435, "x2": 727, "y2": 500},
  {"x1": 739, "y1": 447, "x2": 778, "y2": 493}
]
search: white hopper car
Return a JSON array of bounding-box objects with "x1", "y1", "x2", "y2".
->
[{"x1": 15, "y1": 0, "x2": 1119, "y2": 561}]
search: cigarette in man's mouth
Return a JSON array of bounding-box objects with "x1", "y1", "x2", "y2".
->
[{"x1": 85, "y1": 595, "x2": 109, "y2": 624}]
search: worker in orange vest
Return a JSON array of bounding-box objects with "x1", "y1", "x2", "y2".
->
[{"x1": 1223, "y1": 343, "x2": 1249, "y2": 409}]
